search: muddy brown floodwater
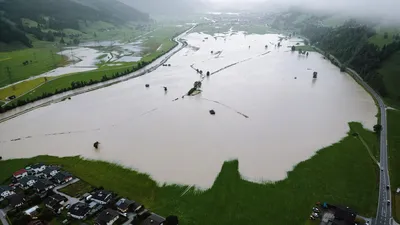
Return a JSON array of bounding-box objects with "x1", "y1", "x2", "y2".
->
[{"x1": 0, "y1": 32, "x2": 377, "y2": 189}]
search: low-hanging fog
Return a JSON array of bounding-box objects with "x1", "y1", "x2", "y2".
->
[{"x1": 121, "y1": 0, "x2": 400, "y2": 23}]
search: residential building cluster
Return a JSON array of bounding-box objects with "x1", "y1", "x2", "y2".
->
[{"x1": 0, "y1": 163, "x2": 177, "y2": 225}]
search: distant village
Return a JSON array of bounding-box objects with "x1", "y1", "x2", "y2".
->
[{"x1": 0, "y1": 163, "x2": 178, "y2": 225}]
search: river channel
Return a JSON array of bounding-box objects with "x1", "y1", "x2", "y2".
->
[{"x1": 0, "y1": 31, "x2": 377, "y2": 189}]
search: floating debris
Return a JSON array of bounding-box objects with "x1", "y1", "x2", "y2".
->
[
  {"x1": 93, "y1": 141, "x2": 100, "y2": 149},
  {"x1": 209, "y1": 110, "x2": 216, "y2": 115},
  {"x1": 145, "y1": 84, "x2": 150, "y2": 88}
]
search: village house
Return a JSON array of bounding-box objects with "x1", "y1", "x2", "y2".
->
[
  {"x1": 68, "y1": 202, "x2": 90, "y2": 220},
  {"x1": 19, "y1": 175, "x2": 38, "y2": 189},
  {"x1": 0, "y1": 185, "x2": 15, "y2": 201},
  {"x1": 115, "y1": 198, "x2": 135, "y2": 214},
  {"x1": 8, "y1": 193, "x2": 26, "y2": 208},
  {"x1": 13, "y1": 168, "x2": 28, "y2": 179},
  {"x1": 141, "y1": 213, "x2": 166, "y2": 225},
  {"x1": 44, "y1": 194, "x2": 68, "y2": 214},
  {"x1": 24, "y1": 205, "x2": 40, "y2": 219},
  {"x1": 30, "y1": 163, "x2": 47, "y2": 175},
  {"x1": 42, "y1": 166, "x2": 60, "y2": 179},
  {"x1": 95, "y1": 209, "x2": 119, "y2": 225},
  {"x1": 33, "y1": 179, "x2": 55, "y2": 193},
  {"x1": 91, "y1": 190, "x2": 113, "y2": 205},
  {"x1": 52, "y1": 171, "x2": 73, "y2": 184}
]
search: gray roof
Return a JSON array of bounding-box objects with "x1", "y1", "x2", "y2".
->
[
  {"x1": 0, "y1": 185, "x2": 12, "y2": 193},
  {"x1": 31, "y1": 163, "x2": 46, "y2": 169},
  {"x1": 69, "y1": 202, "x2": 90, "y2": 216},
  {"x1": 8, "y1": 193, "x2": 25, "y2": 207},
  {"x1": 33, "y1": 179, "x2": 54, "y2": 191},
  {"x1": 42, "y1": 166, "x2": 59, "y2": 175},
  {"x1": 19, "y1": 175, "x2": 38, "y2": 186},
  {"x1": 141, "y1": 214, "x2": 166, "y2": 225},
  {"x1": 95, "y1": 209, "x2": 119, "y2": 224},
  {"x1": 92, "y1": 190, "x2": 112, "y2": 202}
]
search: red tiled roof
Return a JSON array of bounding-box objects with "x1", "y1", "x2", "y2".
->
[{"x1": 13, "y1": 169, "x2": 27, "y2": 176}]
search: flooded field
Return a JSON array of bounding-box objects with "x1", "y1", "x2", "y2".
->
[{"x1": 0, "y1": 31, "x2": 377, "y2": 189}]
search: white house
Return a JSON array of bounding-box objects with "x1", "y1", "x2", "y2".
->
[
  {"x1": 13, "y1": 169, "x2": 28, "y2": 179},
  {"x1": 0, "y1": 185, "x2": 15, "y2": 201},
  {"x1": 30, "y1": 163, "x2": 46, "y2": 175}
]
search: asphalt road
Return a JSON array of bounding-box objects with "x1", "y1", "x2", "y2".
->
[
  {"x1": 0, "y1": 209, "x2": 9, "y2": 225},
  {"x1": 347, "y1": 68, "x2": 391, "y2": 225}
]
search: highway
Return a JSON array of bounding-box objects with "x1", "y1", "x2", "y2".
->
[{"x1": 347, "y1": 68, "x2": 391, "y2": 225}]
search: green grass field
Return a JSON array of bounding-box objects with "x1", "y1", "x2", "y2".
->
[
  {"x1": 0, "y1": 77, "x2": 50, "y2": 101},
  {"x1": 0, "y1": 122, "x2": 378, "y2": 225},
  {"x1": 0, "y1": 46, "x2": 66, "y2": 88},
  {"x1": 368, "y1": 27, "x2": 399, "y2": 48},
  {"x1": 58, "y1": 180, "x2": 93, "y2": 198},
  {"x1": 379, "y1": 50, "x2": 400, "y2": 105},
  {"x1": 387, "y1": 109, "x2": 400, "y2": 222}
]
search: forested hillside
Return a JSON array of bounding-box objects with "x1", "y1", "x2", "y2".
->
[
  {"x1": 0, "y1": 0, "x2": 149, "y2": 47},
  {"x1": 301, "y1": 20, "x2": 400, "y2": 100}
]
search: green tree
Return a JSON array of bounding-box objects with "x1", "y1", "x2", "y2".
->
[
  {"x1": 46, "y1": 31, "x2": 55, "y2": 42},
  {"x1": 384, "y1": 32, "x2": 388, "y2": 39},
  {"x1": 60, "y1": 37, "x2": 65, "y2": 44},
  {"x1": 373, "y1": 124, "x2": 382, "y2": 133}
]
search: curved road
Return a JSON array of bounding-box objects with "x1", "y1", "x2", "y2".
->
[{"x1": 347, "y1": 68, "x2": 391, "y2": 225}]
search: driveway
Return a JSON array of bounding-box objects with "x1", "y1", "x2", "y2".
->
[{"x1": 53, "y1": 178, "x2": 81, "y2": 205}]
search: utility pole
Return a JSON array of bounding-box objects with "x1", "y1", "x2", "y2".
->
[
  {"x1": 50, "y1": 50, "x2": 56, "y2": 68},
  {"x1": 5, "y1": 66, "x2": 15, "y2": 91}
]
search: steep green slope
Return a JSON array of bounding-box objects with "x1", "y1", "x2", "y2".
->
[{"x1": 0, "y1": 0, "x2": 149, "y2": 47}]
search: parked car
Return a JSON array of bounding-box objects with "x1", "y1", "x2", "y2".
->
[
  {"x1": 386, "y1": 185, "x2": 390, "y2": 190},
  {"x1": 312, "y1": 212, "x2": 319, "y2": 218},
  {"x1": 65, "y1": 204, "x2": 71, "y2": 209},
  {"x1": 387, "y1": 200, "x2": 391, "y2": 205},
  {"x1": 312, "y1": 207, "x2": 319, "y2": 212}
]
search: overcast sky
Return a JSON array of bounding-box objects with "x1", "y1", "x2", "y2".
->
[{"x1": 204, "y1": 0, "x2": 400, "y2": 23}]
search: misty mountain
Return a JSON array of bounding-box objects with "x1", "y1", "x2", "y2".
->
[
  {"x1": 0, "y1": 0, "x2": 149, "y2": 26},
  {"x1": 118, "y1": 0, "x2": 209, "y2": 16},
  {"x1": 0, "y1": 0, "x2": 149, "y2": 47},
  {"x1": 72, "y1": 0, "x2": 149, "y2": 22}
]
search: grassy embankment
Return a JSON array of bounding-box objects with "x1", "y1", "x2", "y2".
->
[
  {"x1": 379, "y1": 51, "x2": 400, "y2": 108},
  {"x1": 387, "y1": 110, "x2": 400, "y2": 222},
  {"x1": 0, "y1": 122, "x2": 378, "y2": 225},
  {"x1": 1, "y1": 25, "x2": 187, "y2": 105}
]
